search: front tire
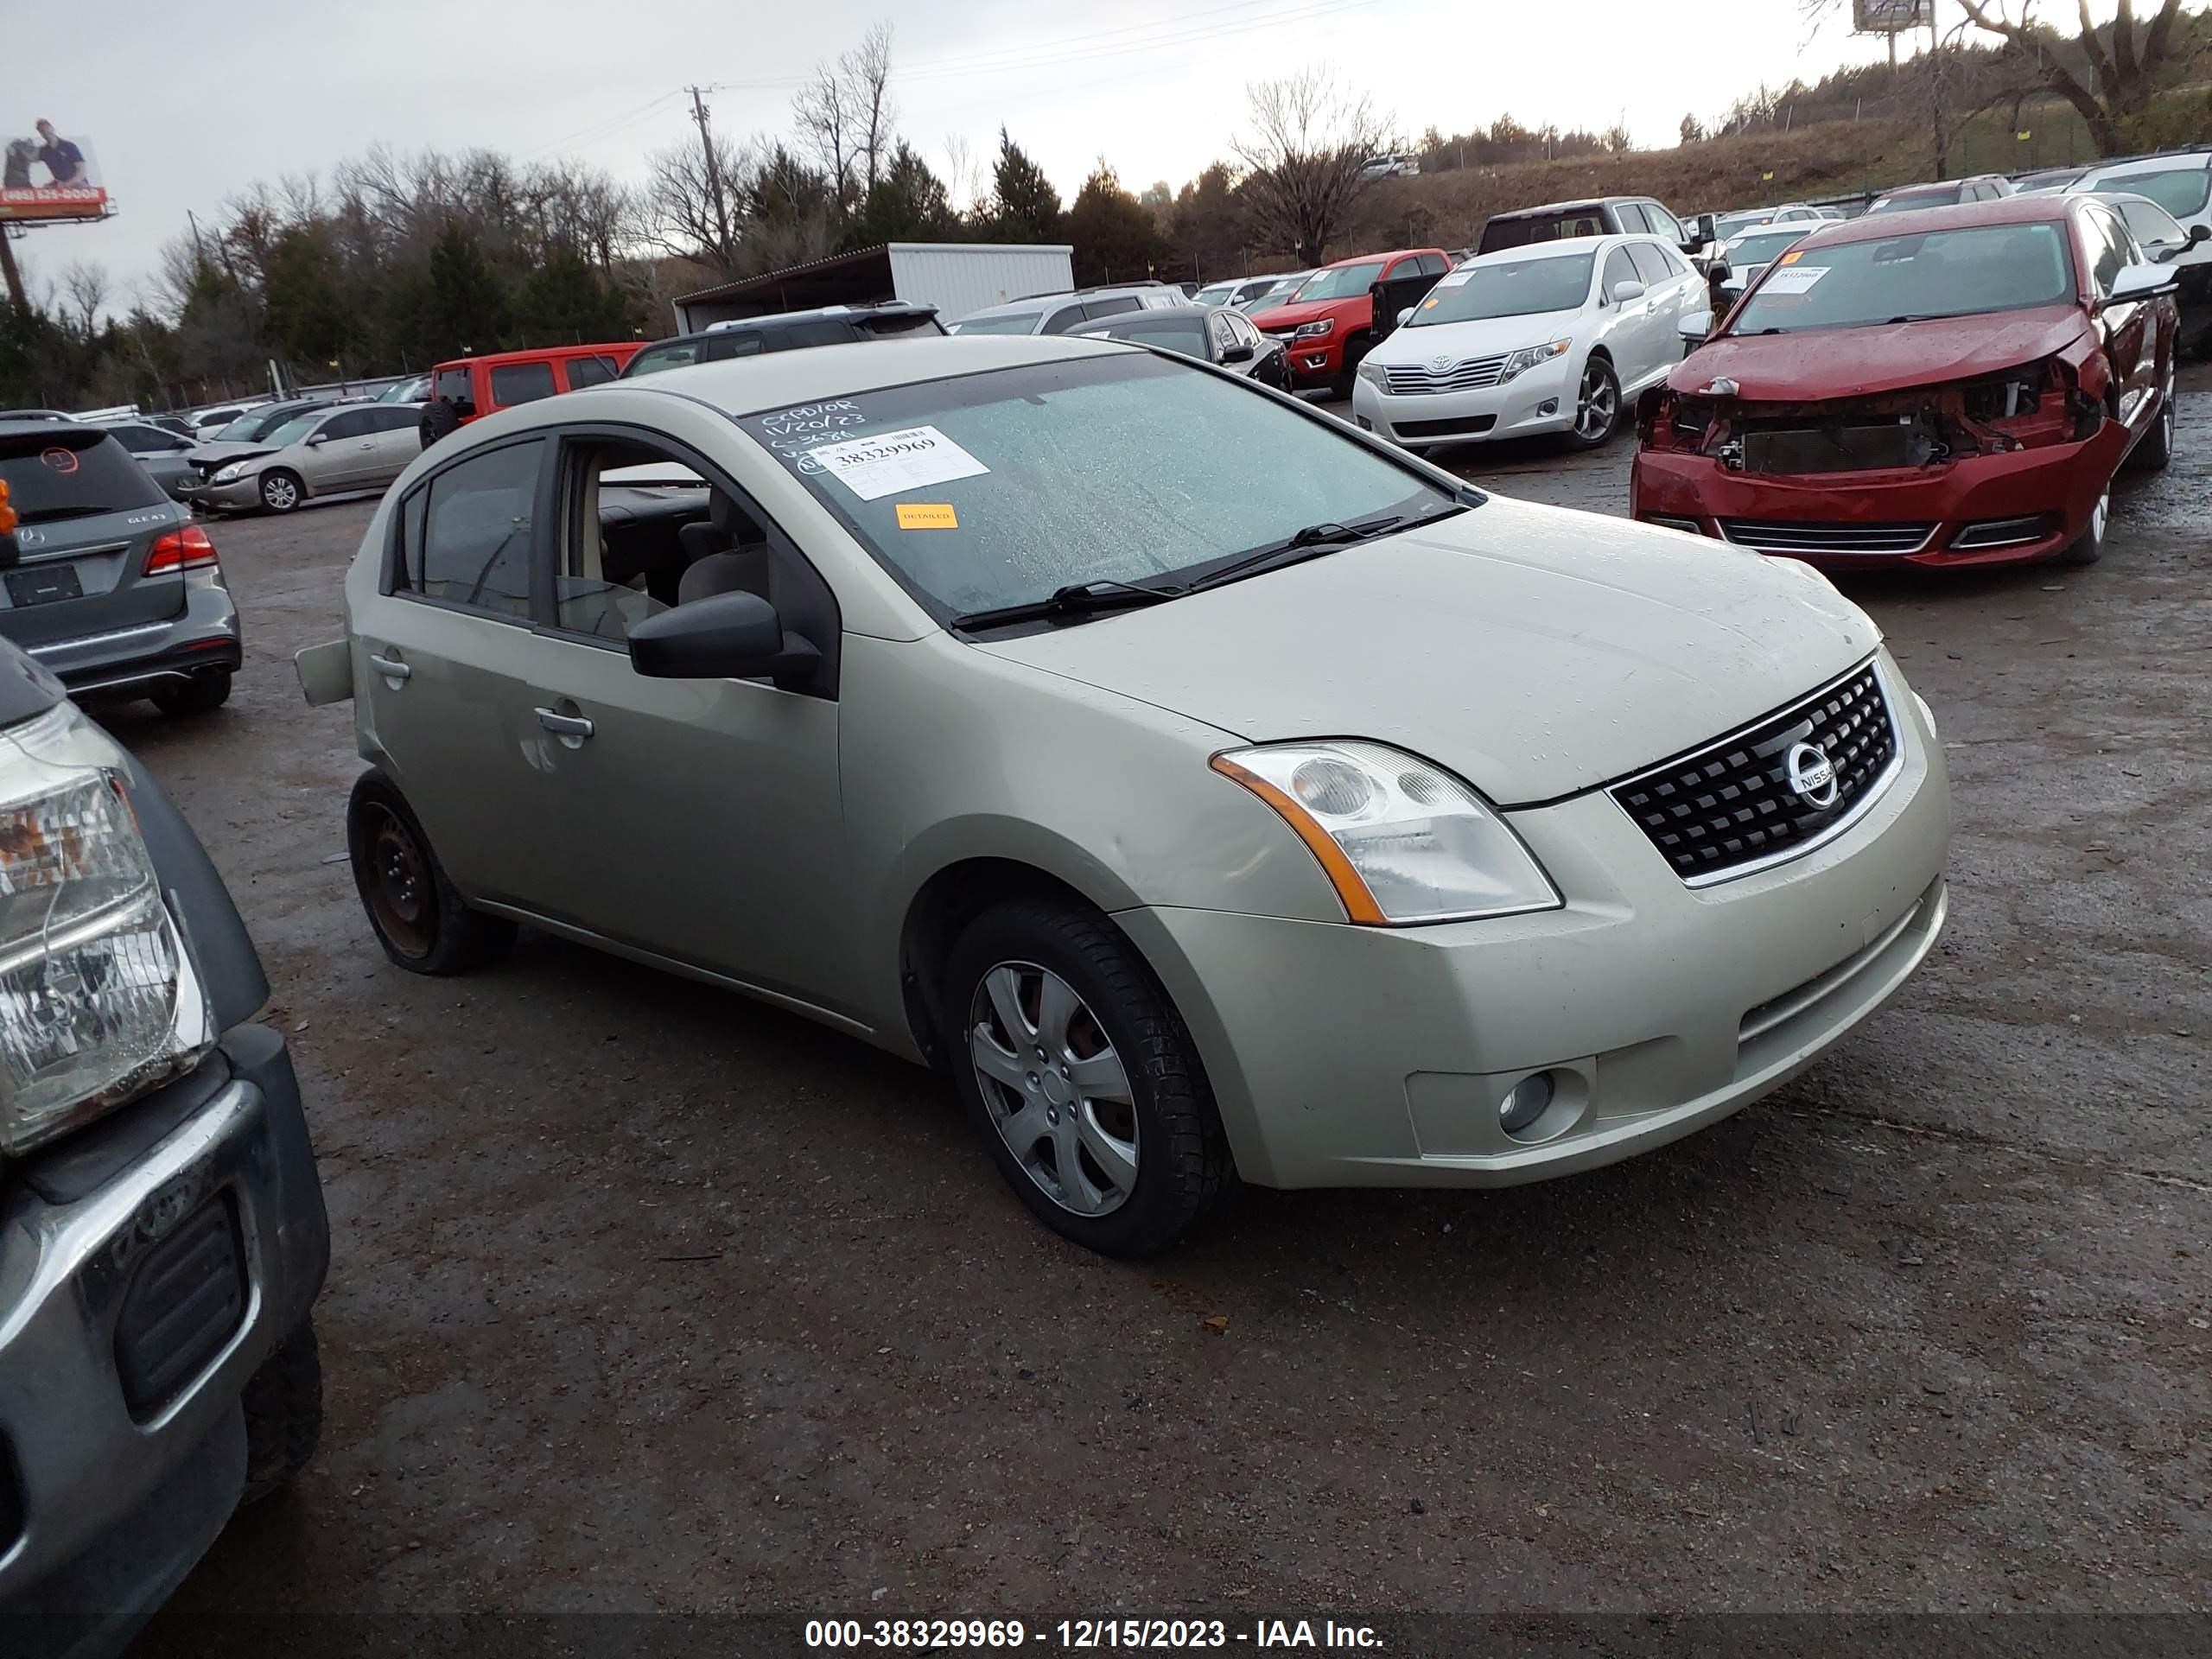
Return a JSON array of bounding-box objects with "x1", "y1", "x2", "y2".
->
[
  {"x1": 2060, "y1": 487, "x2": 2108, "y2": 566},
  {"x1": 346, "y1": 772, "x2": 516, "y2": 975},
  {"x1": 1564, "y1": 355, "x2": 1621, "y2": 449},
  {"x1": 1332, "y1": 335, "x2": 1370, "y2": 399},
  {"x1": 151, "y1": 669, "x2": 232, "y2": 715},
  {"x1": 945, "y1": 900, "x2": 1235, "y2": 1257},
  {"x1": 260, "y1": 469, "x2": 303, "y2": 514}
]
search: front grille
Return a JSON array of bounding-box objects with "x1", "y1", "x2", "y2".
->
[
  {"x1": 1392, "y1": 413, "x2": 1498, "y2": 440},
  {"x1": 1717, "y1": 519, "x2": 1936, "y2": 556},
  {"x1": 1610, "y1": 660, "x2": 1901, "y2": 884},
  {"x1": 113, "y1": 1195, "x2": 247, "y2": 1418},
  {"x1": 1382, "y1": 354, "x2": 1508, "y2": 395}
]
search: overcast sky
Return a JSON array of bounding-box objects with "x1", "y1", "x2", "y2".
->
[{"x1": 14, "y1": 0, "x2": 1921, "y2": 308}]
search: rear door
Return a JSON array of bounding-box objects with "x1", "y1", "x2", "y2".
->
[
  {"x1": 354, "y1": 435, "x2": 552, "y2": 905},
  {"x1": 0, "y1": 429, "x2": 185, "y2": 653},
  {"x1": 360, "y1": 405, "x2": 424, "y2": 486}
]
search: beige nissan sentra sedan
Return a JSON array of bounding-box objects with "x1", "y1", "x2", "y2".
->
[{"x1": 297, "y1": 334, "x2": 1950, "y2": 1256}]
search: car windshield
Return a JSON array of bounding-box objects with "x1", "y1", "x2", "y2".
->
[
  {"x1": 1290, "y1": 261, "x2": 1388, "y2": 302},
  {"x1": 1715, "y1": 210, "x2": 1774, "y2": 237},
  {"x1": 1726, "y1": 229, "x2": 1808, "y2": 266},
  {"x1": 213, "y1": 404, "x2": 316, "y2": 442},
  {"x1": 1192, "y1": 283, "x2": 1236, "y2": 307},
  {"x1": 1408, "y1": 251, "x2": 1592, "y2": 326},
  {"x1": 2094, "y1": 165, "x2": 2210, "y2": 219},
  {"x1": 265, "y1": 414, "x2": 326, "y2": 447},
  {"x1": 951, "y1": 312, "x2": 1044, "y2": 336},
  {"x1": 1730, "y1": 222, "x2": 2075, "y2": 334},
  {"x1": 737, "y1": 353, "x2": 1454, "y2": 624},
  {"x1": 1080, "y1": 317, "x2": 1210, "y2": 358},
  {"x1": 0, "y1": 430, "x2": 165, "y2": 523},
  {"x1": 1867, "y1": 186, "x2": 1957, "y2": 214}
]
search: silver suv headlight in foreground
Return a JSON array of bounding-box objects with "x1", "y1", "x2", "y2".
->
[
  {"x1": 1211, "y1": 741, "x2": 1560, "y2": 925},
  {"x1": 0, "y1": 704, "x2": 214, "y2": 1154}
]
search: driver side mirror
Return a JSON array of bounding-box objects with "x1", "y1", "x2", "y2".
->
[
  {"x1": 304, "y1": 433, "x2": 329, "y2": 446},
  {"x1": 2107, "y1": 262, "x2": 2179, "y2": 306},
  {"x1": 1679, "y1": 310, "x2": 1715, "y2": 352},
  {"x1": 2190, "y1": 224, "x2": 2212, "y2": 246},
  {"x1": 1694, "y1": 213, "x2": 1717, "y2": 246},
  {"x1": 627, "y1": 589, "x2": 821, "y2": 690},
  {"x1": 1221, "y1": 341, "x2": 1254, "y2": 363},
  {"x1": 1610, "y1": 279, "x2": 1647, "y2": 304},
  {"x1": 1395, "y1": 307, "x2": 1414, "y2": 327}
]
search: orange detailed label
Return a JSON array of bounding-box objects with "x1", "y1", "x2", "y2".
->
[
  {"x1": 1779, "y1": 251, "x2": 1804, "y2": 265},
  {"x1": 895, "y1": 502, "x2": 958, "y2": 530}
]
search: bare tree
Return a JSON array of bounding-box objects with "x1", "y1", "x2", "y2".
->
[
  {"x1": 641, "y1": 130, "x2": 753, "y2": 273},
  {"x1": 1232, "y1": 68, "x2": 1393, "y2": 265},
  {"x1": 942, "y1": 131, "x2": 984, "y2": 214},
  {"x1": 61, "y1": 262, "x2": 108, "y2": 334},
  {"x1": 795, "y1": 22, "x2": 897, "y2": 218},
  {"x1": 1952, "y1": 0, "x2": 2189, "y2": 153}
]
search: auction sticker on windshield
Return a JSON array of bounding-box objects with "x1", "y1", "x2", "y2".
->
[
  {"x1": 805, "y1": 425, "x2": 989, "y2": 501},
  {"x1": 1760, "y1": 265, "x2": 1828, "y2": 295}
]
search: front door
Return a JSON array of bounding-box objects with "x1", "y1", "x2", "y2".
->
[
  {"x1": 305, "y1": 409, "x2": 377, "y2": 492},
  {"x1": 2084, "y1": 204, "x2": 2162, "y2": 433},
  {"x1": 352, "y1": 435, "x2": 551, "y2": 907},
  {"x1": 516, "y1": 429, "x2": 856, "y2": 1015}
]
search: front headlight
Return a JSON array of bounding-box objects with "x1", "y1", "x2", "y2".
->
[
  {"x1": 1293, "y1": 318, "x2": 1336, "y2": 339},
  {"x1": 1211, "y1": 741, "x2": 1560, "y2": 925},
  {"x1": 1499, "y1": 340, "x2": 1572, "y2": 381},
  {"x1": 212, "y1": 462, "x2": 245, "y2": 483},
  {"x1": 0, "y1": 704, "x2": 213, "y2": 1154},
  {"x1": 1355, "y1": 356, "x2": 1389, "y2": 387}
]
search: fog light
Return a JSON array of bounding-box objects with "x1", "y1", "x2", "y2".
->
[
  {"x1": 1499, "y1": 1071, "x2": 1554, "y2": 1135},
  {"x1": 1537, "y1": 398, "x2": 1559, "y2": 416}
]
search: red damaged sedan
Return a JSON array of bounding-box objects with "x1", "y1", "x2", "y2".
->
[{"x1": 1631, "y1": 194, "x2": 2178, "y2": 568}]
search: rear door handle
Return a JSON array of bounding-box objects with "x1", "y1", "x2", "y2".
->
[
  {"x1": 535, "y1": 708, "x2": 594, "y2": 739},
  {"x1": 368, "y1": 653, "x2": 410, "y2": 681}
]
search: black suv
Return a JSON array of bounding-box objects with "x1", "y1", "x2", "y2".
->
[{"x1": 620, "y1": 302, "x2": 944, "y2": 379}]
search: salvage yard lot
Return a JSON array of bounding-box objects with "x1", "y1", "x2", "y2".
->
[{"x1": 128, "y1": 378, "x2": 2210, "y2": 1650}]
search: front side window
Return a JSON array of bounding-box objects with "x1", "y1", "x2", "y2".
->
[
  {"x1": 1291, "y1": 260, "x2": 1388, "y2": 302},
  {"x1": 702, "y1": 332, "x2": 766, "y2": 361},
  {"x1": 1612, "y1": 204, "x2": 1649, "y2": 232},
  {"x1": 264, "y1": 412, "x2": 330, "y2": 448},
  {"x1": 489, "y1": 362, "x2": 558, "y2": 406},
  {"x1": 1644, "y1": 203, "x2": 1687, "y2": 242},
  {"x1": 402, "y1": 440, "x2": 543, "y2": 619},
  {"x1": 1082, "y1": 296, "x2": 1141, "y2": 322},
  {"x1": 2095, "y1": 165, "x2": 2210, "y2": 219},
  {"x1": 626, "y1": 339, "x2": 701, "y2": 378},
  {"x1": 2117, "y1": 198, "x2": 2186, "y2": 249},
  {"x1": 1602, "y1": 247, "x2": 1641, "y2": 297},
  {"x1": 737, "y1": 354, "x2": 1457, "y2": 624},
  {"x1": 1408, "y1": 249, "x2": 1594, "y2": 327},
  {"x1": 2081, "y1": 207, "x2": 2130, "y2": 295},
  {"x1": 1084, "y1": 315, "x2": 1210, "y2": 359},
  {"x1": 1729, "y1": 222, "x2": 2076, "y2": 334}
]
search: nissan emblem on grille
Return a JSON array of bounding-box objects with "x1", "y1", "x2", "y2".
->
[
  {"x1": 1606, "y1": 661, "x2": 1902, "y2": 885},
  {"x1": 1786, "y1": 742, "x2": 1840, "y2": 807}
]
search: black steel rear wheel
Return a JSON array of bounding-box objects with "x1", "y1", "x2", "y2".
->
[{"x1": 346, "y1": 772, "x2": 514, "y2": 975}]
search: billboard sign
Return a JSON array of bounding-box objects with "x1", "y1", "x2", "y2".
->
[
  {"x1": 1853, "y1": 0, "x2": 1931, "y2": 31},
  {"x1": 1, "y1": 123, "x2": 107, "y2": 223}
]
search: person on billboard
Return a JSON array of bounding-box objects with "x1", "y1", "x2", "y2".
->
[
  {"x1": 33, "y1": 121, "x2": 87, "y2": 187},
  {"x1": 3, "y1": 142, "x2": 35, "y2": 189}
]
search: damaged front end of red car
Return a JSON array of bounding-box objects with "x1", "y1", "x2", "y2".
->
[{"x1": 1630, "y1": 354, "x2": 2131, "y2": 567}]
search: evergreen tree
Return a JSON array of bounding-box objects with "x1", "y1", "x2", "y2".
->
[
  {"x1": 1067, "y1": 165, "x2": 1160, "y2": 287},
  {"x1": 990, "y1": 130, "x2": 1062, "y2": 241},
  {"x1": 852, "y1": 143, "x2": 958, "y2": 246}
]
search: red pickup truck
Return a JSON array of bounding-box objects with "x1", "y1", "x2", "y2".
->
[{"x1": 1248, "y1": 247, "x2": 1453, "y2": 393}]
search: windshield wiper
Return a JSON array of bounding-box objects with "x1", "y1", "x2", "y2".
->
[
  {"x1": 950, "y1": 576, "x2": 1186, "y2": 632},
  {"x1": 1190, "y1": 505, "x2": 1465, "y2": 593}
]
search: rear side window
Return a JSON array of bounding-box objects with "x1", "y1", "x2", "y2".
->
[
  {"x1": 702, "y1": 332, "x2": 766, "y2": 361},
  {"x1": 1627, "y1": 243, "x2": 1675, "y2": 286},
  {"x1": 401, "y1": 440, "x2": 544, "y2": 619},
  {"x1": 489, "y1": 362, "x2": 558, "y2": 406},
  {"x1": 1480, "y1": 210, "x2": 1605, "y2": 252},
  {"x1": 0, "y1": 430, "x2": 164, "y2": 522},
  {"x1": 767, "y1": 320, "x2": 863, "y2": 349},
  {"x1": 1040, "y1": 305, "x2": 1089, "y2": 334},
  {"x1": 323, "y1": 410, "x2": 372, "y2": 440},
  {"x1": 110, "y1": 424, "x2": 182, "y2": 451},
  {"x1": 365, "y1": 406, "x2": 420, "y2": 433},
  {"x1": 1081, "y1": 296, "x2": 1141, "y2": 322},
  {"x1": 564, "y1": 355, "x2": 619, "y2": 389}
]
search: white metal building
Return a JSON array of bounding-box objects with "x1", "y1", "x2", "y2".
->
[{"x1": 671, "y1": 243, "x2": 1076, "y2": 334}]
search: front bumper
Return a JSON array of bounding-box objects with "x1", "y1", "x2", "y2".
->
[
  {"x1": 1267, "y1": 331, "x2": 1344, "y2": 385},
  {"x1": 27, "y1": 574, "x2": 242, "y2": 699},
  {"x1": 1629, "y1": 419, "x2": 2132, "y2": 568},
  {"x1": 0, "y1": 1025, "x2": 329, "y2": 1659},
  {"x1": 178, "y1": 476, "x2": 264, "y2": 513},
  {"x1": 1351, "y1": 356, "x2": 1576, "y2": 446},
  {"x1": 1117, "y1": 656, "x2": 1950, "y2": 1189}
]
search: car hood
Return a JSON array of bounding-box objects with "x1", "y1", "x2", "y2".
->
[
  {"x1": 1249, "y1": 296, "x2": 1355, "y2": 330},
  {"x1": 973, "y1": 495, "x2": 1879, "y2": 805},
  {"x1": 188, "y1": 441, "x2": 271, "y2": 467},
  {"x1": 1674, "y1": 304, "x2": 2091, "y2": 399},
  {"x1": 1371, "y1": 306, "x2": 1585, "y2": 364}
]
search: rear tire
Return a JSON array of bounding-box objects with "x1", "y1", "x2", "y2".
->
[
  {"x1": 151, "y1": 669, "x2": 232, "y2": 716},
  {"x1": 2129, "y1": 367, "x2": 2176, "y2": 472},
  {"x1": 259, "y1": 469, "x2": 303, "y2": 514},
  {"x1": 346, "y1": 772, "x2": 515, "y2": 975},
  {"x1": 2059, "y1": 488, "x2": 2108, "y2": 566},
  {"x1": 944, "y1": 899, "x2": 1236, "y2": 1258},
  {"x1": 239, "y1": 1318, "x2": 322, "y2": 1505}
]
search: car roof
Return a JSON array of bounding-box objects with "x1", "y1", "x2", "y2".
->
[
  {"x1": 528, "y1": 334, "x2": 1128, "y2": 418},
  {"x1": 1791, "y1": 193, "x2": 2073, "y2": 245},
  {"x1": 1471, "y1": 234, "x2": 1633, "y2": 262},
  {"x1": 702, "y1": 300, "x2": 938, "y2": 334},
  {"x1": 1076, "y1": 302, "x2": 1221, "y2": 323},
  {"x1": 2080, "y1": 150, "x2": 2211, "y2": 179},
  {"x1": 959, "y1": 284, "x2": 1169, "y2": 320},
  {"x1": 1488, "y1": 197, "x2": 1647, "y2": 219},
  {"x1": 438, "y1": 343, "x2": 632, "y2": 368}
]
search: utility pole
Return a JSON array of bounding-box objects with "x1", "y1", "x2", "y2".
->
[
  {"x1": 0, "y1": 227, "x2": 25, "y2": 315},
  {"x1": 688, "y1": 86, "x2": 734, "y2": 270}
]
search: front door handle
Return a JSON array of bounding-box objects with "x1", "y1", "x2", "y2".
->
[
  {"x1": 368, "y1": 653, "x2": 410, "y2": 682},
  {"x1": 536, "y1": 707, "x2": 594, "y2": 740}
]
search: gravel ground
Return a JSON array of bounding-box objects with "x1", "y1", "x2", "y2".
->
[{"x1": 124, "y1": 372, "x2": 2211, "y2": 1656}]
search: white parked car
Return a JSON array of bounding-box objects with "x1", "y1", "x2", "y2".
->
[
  {"x1": 2072, "y1": 151, "x2": 2212, "y2": 351},
  {"x1": 1353, "y1": 234, "x2": 1704, "y2": 452},
  {"x1": 1360, "y1": 153, "x2": 1421, "y2": 179}
]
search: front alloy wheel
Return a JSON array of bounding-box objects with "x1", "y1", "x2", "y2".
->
[
  {"x1": 261, "y1": 470, "x2": 302, "y2": 513},
  {"x1": 969, "y1": 961, "x2": 1139, "y2": 1217},
  {"x1": 1568, "y1": 358, "x2": 1620, "y2": 448}
]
